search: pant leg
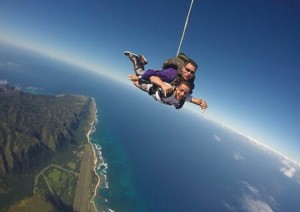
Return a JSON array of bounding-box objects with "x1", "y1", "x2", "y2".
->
[
  {"x1": 135, "y1": 82, "x2": 152, "y2": 92},
  {"x1": 135, "y1": 68, "x2": 145, "y2": 76}
]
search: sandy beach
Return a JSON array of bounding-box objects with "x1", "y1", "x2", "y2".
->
[
  {"x1": 87, "y1": 127, "x2": 101, "y2": 211},
  {"x1": 88, "y1": 97, "x2": 101, "y2": 211}
]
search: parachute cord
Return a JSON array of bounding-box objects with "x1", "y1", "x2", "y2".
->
[{"x1": 176, "y1": 0, "x2": 194, "y2": 56}]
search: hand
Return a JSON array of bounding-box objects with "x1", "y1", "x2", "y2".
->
[
  {"x1": 198, "y1": 99, "x2": 208, "y2": 112},
  {"x1": 128, "y1": 74, "x2": 139, "y2": 82},
  {"x1": 160, "y1": 83, "x2": 173, "y2": 97}
]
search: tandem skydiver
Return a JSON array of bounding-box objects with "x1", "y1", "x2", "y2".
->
[{"x1": 125, "y1": 51, "x2": 207, "y2": 111}]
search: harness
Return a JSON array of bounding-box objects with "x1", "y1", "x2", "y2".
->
[
  {"x1": 140, "y1": 54, "x2": 195, "y2": 109},
  {"x1": 153, "y1": 86, "x2": 186, "y2": 109},
  {"x1": 156, "y1": 89, "x2": 174, "y2": 105}
]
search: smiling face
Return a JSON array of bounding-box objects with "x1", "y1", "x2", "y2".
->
[
  {"x1": 181, "y1": 62, "x2": 197, "y2": 80},
  {"x1": 174, "y1": 83, "x2": 191, "y2": 101}
]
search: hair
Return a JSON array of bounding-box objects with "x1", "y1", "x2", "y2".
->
[
  {"x1": 174, "y1": 80, "x2": 192, "y2": 109},
  {"x1": 187, "y1": 59, "x2": 198, "y2": 70},
  {"x1": 177, "y1": 52, "x2": 198, "y2": 70},
  {"x1": 177, "y1": 80, "x2": 192, "y2": 90}
]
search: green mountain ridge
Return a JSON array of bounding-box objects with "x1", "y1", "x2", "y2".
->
[
  {"x1": 0, "y1": 85, "x2": 92, "y2": 175},
  {"x1": 0, "y1": 84, "x2": 98, "y2": 211}
]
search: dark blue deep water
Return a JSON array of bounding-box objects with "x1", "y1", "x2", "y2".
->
[{"x1": 1, "y1": 42, "x2": 300, "y2": 211}]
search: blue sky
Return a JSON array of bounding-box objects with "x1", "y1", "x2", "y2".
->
[{"x1": 0, "y1": 0, "x2": 299, "y2": 161}]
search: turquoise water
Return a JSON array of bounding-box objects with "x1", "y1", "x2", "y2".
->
[{"x1": 1, "y1": 42, "x2": 300, "y2": 211}]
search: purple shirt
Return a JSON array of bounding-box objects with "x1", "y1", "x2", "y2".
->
[{"x1": 141, "y1": 68, "x2": 177, "y2": 83}]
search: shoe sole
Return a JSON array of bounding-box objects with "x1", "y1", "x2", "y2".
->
[{"x1": 124, "y1": 51, "x2": 138, "y2": 58}]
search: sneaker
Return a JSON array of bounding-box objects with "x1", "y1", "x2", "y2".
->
[
  {"x1": 124, "y1": 51, "x2": 139, "y2": 59},
  {"x1": 124, "y1": 51, "x2": 148, "y2": 75},
  {"x1": 124, "y1": 51, "x2": 139, "y2": 69},
  {"x1": 138, "y1": 55, "x2": 148, "y2": 66},
  {"x1": 124, "y1": 51, "x2": 148, "y2": 66}
]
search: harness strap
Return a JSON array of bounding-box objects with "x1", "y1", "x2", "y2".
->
[{"x1": 157, "y1": 90, "x2": 174, "y2": 105}]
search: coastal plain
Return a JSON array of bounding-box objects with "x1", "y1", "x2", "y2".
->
[{"x1": 0, "y1": 84, "x2": 100, "y2": 211}]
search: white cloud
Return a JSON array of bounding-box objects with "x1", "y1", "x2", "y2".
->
[
  {"x1": 0, "y1": 61, "x2": 19, "y2": 67},
  {"x1": 241, "y1": 181, "x2": 260, "y2": 196},
  {"x1": 233, "y1": 152, "x2": 245, "y2": 161},
  {"x1": 223, "y1": 181, "x2": 277, "y2": 211},
  {"x1": 223, "y1": 201, "x2": 237, "y2": 212},
  {"x1": 242, "y1": 195, "x2": 273, "y2": 212},
  {"x1": 214, "y1": 134, "x2": 221, "y2": 142},
  {"x1": 280, "y1": 166, "x2": 296, "y2": 178},
  {"x1": 216, "y1": 120, "x2": 300, "y2": 166},
  {"x1": 0, "y1": 79, "x2": 8, "y2": 85},
  {"x1": 240, "y1": 181, "x2": 276, "y2": 212},
  {"x1": 280, "y1": 159, "x2": 297, "y2": 178}
]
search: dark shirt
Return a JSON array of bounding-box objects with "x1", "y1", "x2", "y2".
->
[{"x1": 141, "y1": 68, "x2": 178, "y2": 83}]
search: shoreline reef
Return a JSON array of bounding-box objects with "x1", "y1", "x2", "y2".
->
[
  {"x1": 88, "y1": 98, "x2": 114, "y2": 212},
  {"x1": 87, "y1": 97, "x2": 101, "y2": 212}
]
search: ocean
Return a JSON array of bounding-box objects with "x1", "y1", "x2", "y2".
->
[{"x1": 1, "y1": 42, "x2": 300, "y2": 211}]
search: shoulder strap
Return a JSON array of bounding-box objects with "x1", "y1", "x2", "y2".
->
[
  {"x1": 174, "y1": 97, "x2": 186, "y2": 109},
  {"x1": 157, "y1": 89, "x2": 175, "y2": 105}
]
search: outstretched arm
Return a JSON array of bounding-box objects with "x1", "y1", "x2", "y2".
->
[
  {"x1": 149, "y1": 76, "x2": 173, "y2": 97},
  {"x1": 128, "y1": 74, "x2": 149, "y2": 92},
  {"x1": 191, "y1": 97, "x2": 208, "y2": 112}
]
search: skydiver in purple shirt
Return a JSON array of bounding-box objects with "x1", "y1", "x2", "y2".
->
[{"x1": 124, "y1": 51, "x2": 207, "y2": 111}]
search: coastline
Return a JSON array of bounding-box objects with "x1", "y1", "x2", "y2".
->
[
  {"x1": 87, "y1": 97, "x2": 101, "y2": 212},
  {"x1": 87, "y1": 129, "x2": 100, "y2": 211},
  {"x1": 81, "y1": 97, "x2": 114, "y2": 212}
]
